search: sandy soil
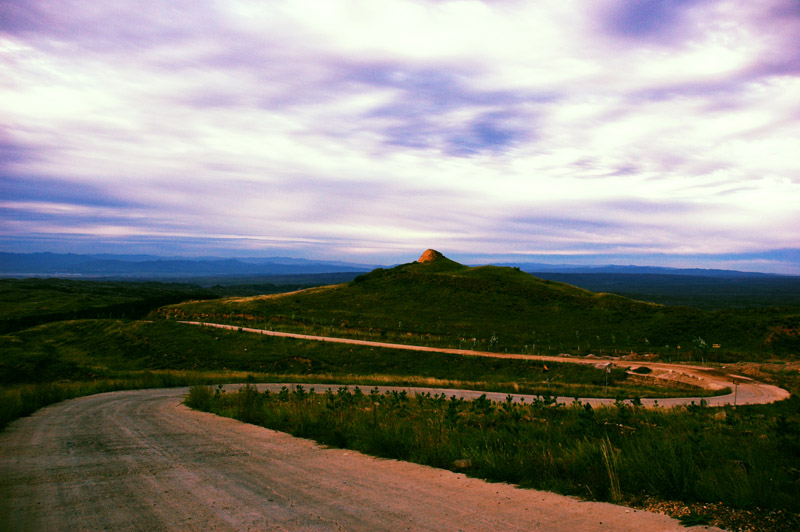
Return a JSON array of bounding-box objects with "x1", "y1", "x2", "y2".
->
[{"x1": 0, "y1": 387, "x2": 725, "y2": 532}]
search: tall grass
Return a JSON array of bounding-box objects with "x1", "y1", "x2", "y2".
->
[
  {"x1": 188, "y1": 384, "x2": 800, "y2": 513},
  {"x1": 600, "y1": 435, "x2": 622, "y2": 502}
]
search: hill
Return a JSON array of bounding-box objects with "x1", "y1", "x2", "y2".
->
[{"x1": 159, "y1": 250, "x2": 799, "y2": 361}]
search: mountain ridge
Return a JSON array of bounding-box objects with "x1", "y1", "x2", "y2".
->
[{"x1": 0, "y1": 252, "x2": 375, "y2": 277}]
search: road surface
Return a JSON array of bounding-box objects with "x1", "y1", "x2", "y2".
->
[
  {"x1": 0, "y1": 387, "x2": 725, "y2": 532},
  {"x1": 181, "y1": 321, "x2": 790, "y2": 407}
]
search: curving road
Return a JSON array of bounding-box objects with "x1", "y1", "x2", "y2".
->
[
  {"x1": 0, "y1": 387, "x2": 725, "y2": 532},
  {"x1": 181, "y1": 321, "x2": 790, "y2": 407}
]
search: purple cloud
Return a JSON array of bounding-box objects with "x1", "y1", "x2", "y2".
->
[
  {"x1": 0, "y1": 1, "x2": 799, "y2": 272},
  {"x1": 342, "y1": 64, "x2": 543, "y2": 154},
  {"x1": 0, "y1": 139, "x2": 40, "y2": 165},
  {"x1": 0, "y1": 175, "x2": 134, "y2": 209},
  {"x1": 603, "y1": 0, "x2": 703, "y2": 42}
]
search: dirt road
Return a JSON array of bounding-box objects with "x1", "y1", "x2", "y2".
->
[
  {"x1": 0, "y1": 387, "x2": 724, "y2": 532},
  {"x1": 181, "y1": 321, "x2": 790, "y2": 407}
]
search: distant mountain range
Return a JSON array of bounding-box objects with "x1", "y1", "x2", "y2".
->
[
  {"x1": 0, "y1": 252, "x2": 785, "y2": 279},
  {"x1": 497, "y1": 262, "x2": 777, "y2": 278},
  {"x1": 0, "y1": 252, "x2": 376, "y2": 278}
]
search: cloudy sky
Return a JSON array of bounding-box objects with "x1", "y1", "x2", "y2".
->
[{"x1": 2, "y1": 0, "x2": 799, "y2": 272}]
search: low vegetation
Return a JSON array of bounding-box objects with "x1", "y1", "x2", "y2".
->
[{"x1": 187, "y1": 383, "x2": 800, "y2": 530}]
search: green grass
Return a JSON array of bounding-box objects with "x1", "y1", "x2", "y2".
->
[
  {"x1": 187, "y1": 384, "x2": 800, "y2": 514},
  {"x1": 158, "y1": 258, "x2": 800, "y2": 361}
]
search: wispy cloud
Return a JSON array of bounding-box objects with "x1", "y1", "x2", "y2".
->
[{"x1": 1, "y1": 0, "x2": 799, "y2": 272}]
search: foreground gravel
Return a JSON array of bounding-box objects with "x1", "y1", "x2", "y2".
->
[{"x1": 0, "y1": 387, "x2": 725, "y2": 532}]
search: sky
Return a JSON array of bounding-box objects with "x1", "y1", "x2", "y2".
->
[{"x1": 1, "y1": 0, "x2": 799, "y2": 273}]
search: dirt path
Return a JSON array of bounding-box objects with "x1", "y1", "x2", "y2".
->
[
  {"x1": 181, "y1": 321, "x2": 790, "y2": 407},
  {"x1": 0, "y1": 387, "x2": 725, "y2": 532}
]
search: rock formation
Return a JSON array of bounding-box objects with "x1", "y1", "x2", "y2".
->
[{"x1": 417, "y1": 249, "x2": 444, "y2": 263}]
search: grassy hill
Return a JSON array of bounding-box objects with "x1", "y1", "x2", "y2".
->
[{"x1": 158, "y1": 251, "x2": 799, "y2": 361}]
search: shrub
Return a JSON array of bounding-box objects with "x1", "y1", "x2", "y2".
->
[{"x1": 185, "y1": 385, "x2": 214, "y2": 411}]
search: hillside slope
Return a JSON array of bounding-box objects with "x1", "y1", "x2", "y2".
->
[{"x1": 159, "y1": 250, "x2": 799, "y2": 360}]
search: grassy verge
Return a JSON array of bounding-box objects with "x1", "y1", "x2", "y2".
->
[{"x1": 187, "y1": 384, "x2": 800, "y2": 532}]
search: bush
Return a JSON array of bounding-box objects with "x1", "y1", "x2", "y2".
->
[{"x1": 184, "y1": 385, "x2": 214, "y2": 411}]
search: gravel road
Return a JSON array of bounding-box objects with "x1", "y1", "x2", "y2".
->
[{"x1": 0, "y1": 387, "x2": 725, "y2": 532}]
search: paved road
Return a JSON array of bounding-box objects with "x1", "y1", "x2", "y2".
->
[
  {"x1": 181, "y1": 321, "x2": 790, "y2": 407},
  {"x1": 0, "y1": 387, "x2": 725, "y2": 532}
]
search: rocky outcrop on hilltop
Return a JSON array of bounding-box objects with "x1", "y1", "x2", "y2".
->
[{"x1": 417, "y1": 249, "x2": 444, "y2": 263}]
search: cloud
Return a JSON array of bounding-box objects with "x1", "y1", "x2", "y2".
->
[
  {"x1": 0, "y1": 0, "x2": 799, "y2": 271},
  {"x1": 602, "y1": 0, "x2": 703, "y2": 42}
]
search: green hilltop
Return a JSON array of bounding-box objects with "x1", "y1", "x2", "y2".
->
[{"x1": 159, "y1": 250, "x2": 799, "y2": 360}]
